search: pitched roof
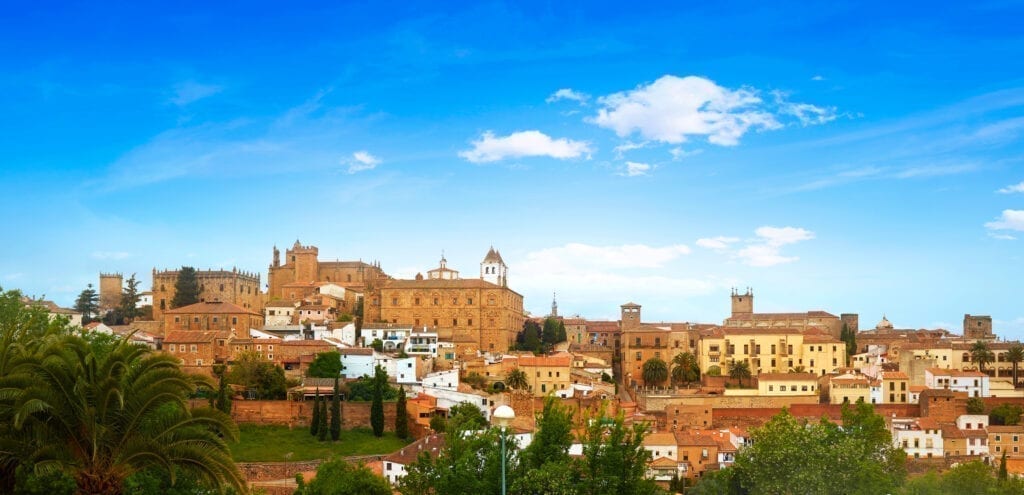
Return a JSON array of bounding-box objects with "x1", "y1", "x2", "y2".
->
[
  {"x1": 727, "y1": 310, "x2": 838, "y2": 320},
  {"x1": 518, "y1": 353, "x2": 573, "y2": 367},
  {"x1": 384, "y1": 434, "x2": 446, "y2": 465},
  {"x1": 927, "y1": 368, "x2": 987, "y2": 378},
  {"x1": 163, "y1": 330, "x2": 230, "y2": 343},
  {"x1": 880, "y1": 371, "x2": 909, "y2": 380},
  {"x1": 164, "y1": 301, "x2": 258, "y2": 315},
  {"x1": 643, "y1": 432, "x2": 677, "y2": 446}
]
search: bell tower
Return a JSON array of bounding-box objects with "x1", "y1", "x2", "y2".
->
[
  {"x1": 480, "y1": 246, "x2": 508, "y2": 286},
  {"x1": 731, "y1": 287, "x2": 753, "y2": 316}
]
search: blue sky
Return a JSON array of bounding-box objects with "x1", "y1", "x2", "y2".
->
[{"x1": 2, "y1": 1, "x2": 1023, "y2": 336}]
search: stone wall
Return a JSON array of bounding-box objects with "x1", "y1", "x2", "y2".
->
[
  {"x1": 712, "y1": 403, "x2": 920, "y2": 429},
  {"x1": 193, "y1": 400, "x2": 400, "y2": 429}
]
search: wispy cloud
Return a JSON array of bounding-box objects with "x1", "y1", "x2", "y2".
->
[
  {"x1": 459, "y1": 130, "x2": 592, "y2": 163},
  {"x1": 773, "y1": 91, "x2": 838, "y2": 126},
  {"x1": 989, "y1": 232, "x2": 1017, "y2": 240},
  {"x1": 892, "y1": 163, "x2": 978, "y2": 179},
  {"x1": 91, "y1": 251, "x2": 131, "y2": 260},
  {"x1": 985, "y1": 210, "x2": 1024, "y2": 232},
  {"x1": 620, "y1": 161, "x2": 651, "y2": 177},
  {"x1": 346, "y1": 150, "x2": 381, "y2": 173},
  {"x1": 546, "y1": 88, "x2": 590, "y2": 105},
  {"x1": 613, "y1": 140, "x2": 648, "y2": 158},
  {"x1": 170, "y1": 81, "x2": 223, "y2": 106},
  {"x1": 696, "y1": 236, "x2": 740, "y2": 250},
  {"x1": 737, "y1": 226, "x2": 815, "y2": 267},
  {"x1": 811, "y1": 75, "x2": 825, "y2": 81},
  {"x1": 998, "y1": 181, "x2": 1024, "y2": 194},
  {"x1": 669, "y1": 147, "x2": 702, "y2": 160}
]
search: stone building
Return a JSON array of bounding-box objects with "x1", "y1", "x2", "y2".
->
[
  {"x1": 152, "y1": 267, "x2": 262, "y2": 321},
  {"x1": 162, "y1": 330, "x2": 234, "y2": 376},
  {"x1": 723, "y1": 288, "x2": 845, "y2": 339},
  {"x1": 373, "y1": 251, "x2": 524, "y2": 354},
  {"x1": 163, "y1": 301, "x2": 265, "y2": 332},
  {"x1": 267, "y1": 240, "x2": 388, "y2": 302},
  {"x1": 964, "y1": 314, "x2": 994, "y2": 340},
  {"x1": 696, "y1": 327, "x2": 843, "y2": 377},
  {"x1": 99, "y1": 272, "x2": 123, "y2": 311},
  {"x1": 620, "y1": 303, "x2": 697, "y2": 387}
]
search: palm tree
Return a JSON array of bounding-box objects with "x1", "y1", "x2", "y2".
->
[
  {"x1": 970, "y1": 340, "x2": 995, "y2": 374},
  {"x1": 4, "y1": 335, "x2": 245, "y2": 494},
  {"x1": 670, "y1": 352, "x2": 699, "y2": 387},
  {"x1": 788, "y1": 365, "x2": 807, "y2": 373},
  {"x1": 505, "y1": 367, "x2": 529, "y2": 390},
  {"x1": 728, "y1": 359, "x2": 752, "y2": 388},
  {"x1": 1007, "y1": 344, "x2": 1024, "y2": 387},
  {"x1": 642, "y1": 357, "x2": 669, "y2": 387}
]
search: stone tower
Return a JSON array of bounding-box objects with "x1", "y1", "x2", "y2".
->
[
  {"x1": 551, "y1": 292, "x2": 558, "y2": 318},
  {"x1": 290, "y1": 240, "x2": 320, "y2": 283},
  {"x1": 99, "y1": 273, "x2": 123, "y2": 311},
  {"x1": 841, "y1": 313, "x2": 860, "y2": 333},
  {"x1": 621, "y1": 302, "x2": 642, "y2": 331},
  {"x1": 480, "y1": 246, "x2": 508, "y2": 287},
  {"x1": 963, "y1": 314, "x2": 994, "y2": 340},
  {"x1": 731, "y1": 287, "x2": 753, "y2": 316}
]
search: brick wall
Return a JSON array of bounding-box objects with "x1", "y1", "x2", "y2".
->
[
  {"x1": 712, "y1": 403, "x2": 920, "y2": 429},
  {"x1": 193, "y1": 400, "x2": 400, "y2": 429}
]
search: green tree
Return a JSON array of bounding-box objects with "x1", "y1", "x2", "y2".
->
[
  {"x1": 331, "y1": 377, "x2": 342, "y2": 441},
  {"x1": 670, "y1": 352, "x2": 700, "y2": 386},
  {"x1": 517, "y1": 320, "x2": 543, "y2": 354},
  {"x1": 296, "y1": 458, "x2": 392, "y2": 495},
  {"x1": 1000, "y1": 451, "x2": 1009, "y2": 481},
  {"x1": 519, "y1": 397, "x2": 574, "y2": 471},
  {"x1": 505, "y1": 367, "x2": 529, "y2": 390},
  {"x1": 577, "y1": 408, "x2": 658, "y2": 495},
  {"x1": 308, "y1": 351, "x2": 344, "y2": 377},
  {"x1": 1007, "y1": 344, "x2": 1024, "y2": 386},
  {"x1": 542, "y1": 317, "x2": 561, "y2": 349},
  {"x1": 370, "y1": 365, "x2": 386, "y2": 437},
  {"x1": 464, "y1": 371, "x2": 488, "y2": 389},
  {"x1": 318, "y1": 396, "x2": 329, "y2": 441},
  {"x1": 311, "y1": 388, "x2": 321, "y2": 437},
  {"x1": 170, "y1": 266, "x2": 200, "y2": 308},
  {"x1": 1, "y1": 333, "x2": 244, "y2": 494},
  {"x1": 429, "y1": 415, "x2": 447, "y2": 433},
  {"x1": 448, "y1": 401, "x2": 487, "y2": 431},
  {"x1": 971, "y1": 340, "x2": 995, "y2": 373},
  {"x1": 370, "y1": 338, "x2": 384, "y2": 352},
  {"x1": 399, "y1": 416, "x2": 511, "y2": 495},
  {"x1": 395, "y1": 385, "x2": 409, "y2": 440},
  {"x1": 73, "y1": 283, "x2": 99, "y2": 321},
  {"x1": 705, "y1": 365, "x2": 722, "y2": 376},
  {"x1": 967, "y1": 396, "x2": 986, "y2": 414},
  {"x1": 228, "y1": 351, "x2": 288, "y2": 399},
  {"x1": 213, "y1": 363, "x2": 232, "y2": 414},
  {"x1": 728, "y1": 359, "x2": 752, "y2": 388},
  {"x1": 990, "y1": 403, "x2": 1023, "y2": 425},
  {"x1": 119, "y1": 273, "x2": 142, "y2": 322},
  {"x1": 641, "y1": 357, "x2": 668, "y2": 387}
]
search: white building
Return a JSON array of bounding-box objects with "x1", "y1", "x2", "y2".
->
[
  {"x1": 925, "y1": 368, "x2": 990, "y2": 397},
  {"x1": 340, "y1": 348, "x2": 375, "y2": 379},
  {"x1": 136, "y1": 291, "x2": 153, "y2": 308},
  {"x1": 422, "y1": 369, "x2": 460, "y2": 391},
  {"x1": 405, "y1": 328, "x2": 439, "y2": 357},
  {"x1": 264, "y1": 300, "x2": 297, "y2": 326},
  {"x1": 363, "y1": 324, "x2": 413, "y2": 352},
  {"x1": 891, "y1": 417, "x2": 944, "y2": 459}
]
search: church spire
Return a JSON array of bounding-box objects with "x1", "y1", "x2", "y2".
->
[{"x1": 551, "y1": 291, "x2": 558, "y2": 317}]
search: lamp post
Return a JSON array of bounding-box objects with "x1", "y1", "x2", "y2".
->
[{"x1": 493, "y1": 405, "x2": 516, "y2": 495}]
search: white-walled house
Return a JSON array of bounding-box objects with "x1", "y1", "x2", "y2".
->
[
  {"x1": 891, "y1": 417, "x2": 944, "y2": 459},
  {"x1": 405, "y1": 328, "x2": 439, "y2": 357},
  {"x1": 925, "y1": 368, "x2": 990, "y2": 397},
  {"x1": 264, "y1": 300, "x2": 298, "y2": 326},
  {"x1": 421, "y1": 369, "x2": 459, "y2": 391},
  {"x1": 340, "y1": 348, "x2": 375, "y2": 378}
]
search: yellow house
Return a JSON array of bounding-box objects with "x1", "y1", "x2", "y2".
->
[
  {"x1": 757, "y1": 372, "x2": 819, "y2": 396},
  {"x1": 879, "y1": 371, "x2": 910, "y2": 403},
  {"x1": 829, "y1": 373, "x2": 872, "y2": 404},
  {"x1": 519, "y1": 353, "x2": 572, "y2": 396},
  {"x1": 698, "y1": 328, "x2": 842, "y2": 377}
]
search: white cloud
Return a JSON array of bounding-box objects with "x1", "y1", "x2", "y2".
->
[
  {"x1": 589, "y1": 75, "x2": 783, "y2": 145},
  {"x1": 621, "y1": 161, "x2": 651, "y2": 177},
  {"x1": 669, "y1": 147, "x2": 702, "y2": 160},
  {"x1": 613, "y1": 140, "x2": 648, "y2": 158},
  {"x1": 91, "y1": 251, "x2": 131, "y2": 260},
  {"x1": 728, "y1": 226, "x2": 816, "y2": 267},
  {"x1": 893, "y1": 163, "x2": 977, "y2": 179},
  {"x1": 986, "y1": 210, "x2": 1024, "y2": 232},
  {"x1": 347, "y1": 150, "x2": 381, "y2": 173},
  {"x1": 696, "y1": 236, "x2": 740, "y2": 250},
  {"x1": 754, "y1": 226, "x2": 815, "y2": 246},
  {"x1": 458, "y1": 130, "x2": 592, "y2": 163},
  {"x1": 546, "y1": 88, "x2": 590, "y2": 105},
  {"x1": 774, "y1": 91, "x2": 838, "y2": 126},
  {"x1": 989, "y1": 232, "x2": 1017, "y2": 240},
  {"x1": 170, "y1": 81, "x2": 223, "y2": 106},
  {"x1": 736, "y1": 244, "x2": 800, "y2": 267},
  {"x1": 811, "y1": 75, "x2": 825, "y2": 81},
  {"x1": 998, "y1": 181, "x2": 1024, "y2": 194}
]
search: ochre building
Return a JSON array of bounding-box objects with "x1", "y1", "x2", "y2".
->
[
  {"x1": 267, "y1": 240, "x2": 388, "y2": 301},
  {"x1": 152, "y1": 267, "x2": 262, "y2": 321}
]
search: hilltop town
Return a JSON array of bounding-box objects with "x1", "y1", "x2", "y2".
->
[{"x1": 24, "y1": 240, "x2": 1024, "y2": 489}]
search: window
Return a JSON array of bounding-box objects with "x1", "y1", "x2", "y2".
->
[
  {"x1": 193, "y1": 317, "x2": 199, "y2": 323},
  {"x1": 744, "y1": 344, "x2": 749, "y2": 354},
  {"x1": 414, "y1": 297, "x2": 420, "y2": 305},
  {"x1": 769, "y1": 385, "x2": 774, "y2": 391},
  {"x1": 267, "y1": 354, "x2": 273, "y2": 360},
  {"x1": 452, "y1": 318, "x2": 458, "y2": 326},
  {"x1": 190, "y1": 345, "x2": 197, "y2": 353},
  {"x1": 468, "y1": 319, "x2": 473, "y2": 326},
  {"x1": 392, "y1": 297, "x2": 398, "y2": 305},
  {"x1": 220, "y1": 284, "x2": 225, "y2": 291},
  {"x1": 169, "y1": 344, "x2": 176, "y2": 352},
  {"x1": 433, "y1": 319, "x2": 439, "y2": 326},
  {"x1": 771, "y1": 344, "x2": 776, "y2": 354},
  {"x1": 196, "y1": 359, "x2": 203, "y2": 365},
  {"x1": 635, "y1": 352, "x2": 642, "y2": 360},
  {"x1": 467, "y1": 298, "x2": 473, "y2": 305},
  {"x1": 452, "y1": 297, "x2": 458, "y2": 305}
]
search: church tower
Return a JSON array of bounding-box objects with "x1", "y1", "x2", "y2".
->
[
  {"x1": 551, "y1": 292, "x2": 558, "y2": 317},
  {"x1": 731, "y1": 287, "x2": 754, "y2": 316},
  {"x1": 480, "y1": 246, "x2": 508, "y2": 286}
]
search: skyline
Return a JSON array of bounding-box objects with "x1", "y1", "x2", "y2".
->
[{"x1": 2, "y1": 2, "x2": 1023, "y2": 336}]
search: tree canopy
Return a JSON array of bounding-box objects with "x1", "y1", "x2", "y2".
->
[
  {"x1": 170, "y1": 266, "x2": 200, "y2": 308},
  {"x1": 296, "y1": 458, "x2": 392, "y2": 495},
  {"x1": 307, "y1": 351, "x2": 344, "y2": 378},
  {"x1": 73, "y1": 283, "x2": 99, "y2": 321},
  {"x1": 227, "y1": 351, "x2": 288, "y2": 399},
  {"x1": 642, "y1": 357, "x2": 668, "y2": 386}
]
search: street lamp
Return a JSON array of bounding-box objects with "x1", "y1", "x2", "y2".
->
[{"x1": 493, "y1": 405, "x2": 516, "y2": 495}]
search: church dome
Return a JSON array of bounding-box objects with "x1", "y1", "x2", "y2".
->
[{"x1": 876, "y1": 315, "x2": 893, "y2": 330}]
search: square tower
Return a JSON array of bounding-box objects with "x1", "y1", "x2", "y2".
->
[{"x1": 731, "y1": 288, "x2": 753, "y2": 316}]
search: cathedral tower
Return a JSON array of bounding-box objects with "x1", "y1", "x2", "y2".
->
[
  {"x1": 731, "y1": 287, "x2": 753, "y2": 316},
  {"x1": 480, "y1": 246, "x2": 508, "y2": 286}
]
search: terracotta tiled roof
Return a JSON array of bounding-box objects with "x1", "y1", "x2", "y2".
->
[
  {"x1": 340, "y1": 348, "x2": 374, "y2": 356},
  {"x1": 721, "y1": 327, "x2": 806, "y2": 336},
  {"x1": 585, "y1": 321, "x2": 621, "y2": 332},
  {"x1": 649, "y1": 456, "x2": 679, "y2": 468},
  {"x1": 881, "y1": 371, "x2": 909, "y2": 380},
  {"x1": 265, "y1": 300, "x2": 298, "y2": 308},
  {"x1": 927, "y1": 368, "x2": 987, "y2": 378},
  {"x1": 989, "y1": 425, "x2": 1024, "y2": 433},
  {"x1": 674, "y1": 431, "x2": 719, "y2": 447},
  {"x1": 518, "y1": 354, "x2": 572, "y2": 367},
  {"x1": 643, "y1": 432, "x2": 677, "y2": 446},
  {"x1": 164, "y1": 301, "x2": 258, "y2": 315}
]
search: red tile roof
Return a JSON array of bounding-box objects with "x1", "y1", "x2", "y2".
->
[{"x1": 164, "y1": 301, "x2": 258, "y2": 315}]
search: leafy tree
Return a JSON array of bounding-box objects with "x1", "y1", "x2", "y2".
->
[
  {"x1": 429, "y1": 415, "x2": 447, "y2": 433},
  {"x1": 970, "y1": 340, "x2": 995, "y2": 373},
  {"x1": 73, "y1": 283, "x2": 99, "y2": 321},
  {"x1": 318, "y1": 396, "x2": 329, "y2": 441},
  {"x1": 213, "y1": 364, "x2": 232, "y2": 414},
  {"x1": 119, "y1": 272, "x2": 142, "y2": 322},
  {"x1": 728, "y1": 359, "x2": 752, "y2": 388},
  {"x1": 346, "y1": 374, "x2": 399, "y2": 401},
  {"x1": 399, "y1": 415, "x2": 512, "y2": 495},
  {"x1": 371, "y1": 365, "x2": 386, "y2": 437},
  {"x1": 296, "y1": 458, "x2": 392, "y2": 495},
  {"x1": 670, "y1": 352, "x2": 700, "y2": 386},
  {"x1": 308, "y1": 351, "x2": 344, "y2": 378},
  {"x1": 990, "y1": 403, "x2": 1023, "y2": 425},
  {"x1": 1007, "y1": 344, "x2": 1024, "y2": 386},
  {"x1": 227, "y1": 351, "x2": 288, "y2": 399},
  {"x1": 395, "y1": 385, "x2": 409, "y2": 440},
  {"x1": 331, "y1": 377, "x2": 342, "y2": 441},
  {"x1": 642, "y1": 357, "x2": 668, "y2": 386},
  {"x1": 1, "y1": 333, "x2": 244, "y2": 494},
  {"x1": 464, "y1": 371, "x2": 488, "y2": 389},
  {"x1": 371, "y1": 338, "x2": 384, "y2": 352},
  {"x1": 705, "y1": 365, "x2": 722, "y2": 376},
  {"x1": 517, "y1": 320, "x2": 543, "y2": 354},
  {"x1": 541, "y1": 317, "x2": 567, "y2": 350},
  {"x1": 967, "y1": 397, "x2": 986, "y2": 414},
  {"x1": 789, "y1": 365, "x2": 807, "y2": 373},
  {"x1": 519, "y1": 397, "x2": 574, "y2": 471},
  {"x1": 170, "y1": 266, "x2": 200, "y2": 308},
  {"x1": 577, "y1": 408, "x2": 658, "y2": 495},
  {"x1": 448, "y1": 401, "x2": 487, "y2": 431},
  {"x1": 311, "y1": 388, "x2": 321, "y2": 437},
  {"x1": 506, "y1": 367, "x2": 529, "y2": 390},
  {"x1": 1000, "y1": 451, "x2": 1009, "y2": 481}
]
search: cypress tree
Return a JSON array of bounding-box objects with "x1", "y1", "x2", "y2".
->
[
  {"x1": 330, "y1": 377, "x2": 341, "y2": 441},
  {"x1": 317, "y1": 396, "x2": 328, "y2": 441},
  {"x1": 171, "y1": 266, "x2": 200, "y2": 308},
  {"x1": 370, "y1": 366, "x2": 385, "y2": 437},
  {"x1": 1000, "y1": 451, "x2": 1009, "y2": 480},
  {"x1": 310, "y1": 388, "x2": 320, "y2": 436},
  {"x1": 395, "y1": 385, "x2": 409, "y2": 440}
]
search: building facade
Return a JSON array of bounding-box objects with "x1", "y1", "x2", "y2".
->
[
  {"x1": 152, "y1": 267, "x2": 262, "y2": 321},
  {"x1": 267, "y1": 240, "x2": 388, "y2": 301}
]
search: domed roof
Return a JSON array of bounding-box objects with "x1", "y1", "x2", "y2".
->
[{"x1": 876, "y1": 315, "x2": 893, "y2": 330}]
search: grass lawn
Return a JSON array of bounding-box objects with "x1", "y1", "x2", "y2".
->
[{"x1": 230, "y1": 425, "x2": 413, "y2": 462}]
